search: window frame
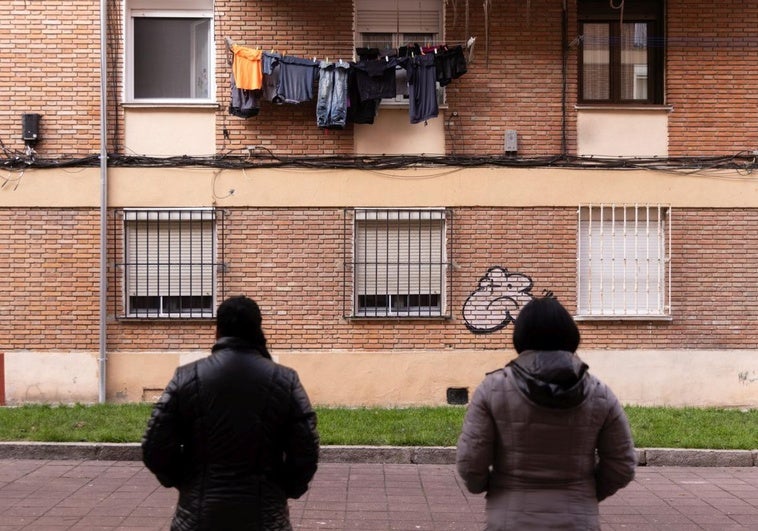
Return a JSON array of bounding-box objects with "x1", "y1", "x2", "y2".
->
[
  {"x1": 346, "y1": 208, "x2": 452, "y2": 319},
  {"x1": 578, "y1": 0, "x2": 664, "y2": 105},
  {"x1": 125, "y1": 7, "x2": 215, "y2": 104},
  {"x1": 576, "y1": 204, "x2": 671, "y2": 320},
  {"x1": 354, "y1": 0, "x2": 444, "y2": 106},
  {"x1": 115, "y1": 208, "x2": 224, "y2": 320}
]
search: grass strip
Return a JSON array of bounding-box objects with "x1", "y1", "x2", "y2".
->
[{"x1": 0, "y1": 404, "x2": 755, "y2": 449}]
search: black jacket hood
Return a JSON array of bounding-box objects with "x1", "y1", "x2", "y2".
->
[{"x1": 507, "y1": 350, "x2": 590, "y2": 409}]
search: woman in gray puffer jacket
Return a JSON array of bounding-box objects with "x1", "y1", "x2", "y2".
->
[{"x1": 456, "y1": 297, "x2": 636, "y2": 530}]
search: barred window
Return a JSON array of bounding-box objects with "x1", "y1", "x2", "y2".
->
[
  {"x1": 577, "y1": 204, "x2": 670, "y2": 318},
  {"x1": 350, "y1": 208, "x2": 450, "y2": 318},
  {"x1": 116, "y1": 208, "x2": 223, "y2": 318}
]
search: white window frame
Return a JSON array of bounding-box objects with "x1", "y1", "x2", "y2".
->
[
  {"x1": 577, "y1": 204, "x2": 671, "y2": 319},
  {"x1": 352, "y1": 208, "x2": 448, "y2": 318},
  {"x1": 354, "y1": 0, "x2": 444, "y2": 106},
  {"x1": 125, "y1": 3, "x2": 215, "y2": 104},
  {"x1": 122, "y1": 208, "x2": 218, "y2": 319}
]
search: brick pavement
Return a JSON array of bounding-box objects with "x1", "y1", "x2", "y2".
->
[{"x1": 0, "y1": 459, "x2": 756, "y2": 530}]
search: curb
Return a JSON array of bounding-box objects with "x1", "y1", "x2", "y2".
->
[{"x1": 0, "y1": 442, "x2": 756, "y2": 467}]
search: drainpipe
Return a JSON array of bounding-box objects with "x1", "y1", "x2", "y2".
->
[
  {"x1": 98, "y1": 0, "x2": 109, "y2": 403},
  {"x1": 561, "y1": 0, "x2": 568, "y2": 157}
]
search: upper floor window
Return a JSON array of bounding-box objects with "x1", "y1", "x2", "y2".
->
[
  {"x1": 578, "y1": 0, "x2": 663, "y2": 104},
  {"x1": 354, "y1": 0, "x2": 442, "y2": 104},
  {"x1": 577, "y1": 204, "x2": 671, "y2": 319},
  {"x1": 348, "y1": 208, "x2": 451, "y2": 318},
  {"x1": 355, "y1": 0, "x2": 441, "y2": 48},
  {"x1": 126, "y1": 0, "x2": 214, "y2": 103}
]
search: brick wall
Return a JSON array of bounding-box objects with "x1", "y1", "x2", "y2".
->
[
  {"x1": 213, "y1": 0, "x2": 356, "y2": 156},
  {"x1": 1, "y1": 206, "x2": 755, "y2": 352},
  {"x1": 667, "y1": 0, "x2": 758, "y2": 155},
  {"x1": 0, "y1": 208, "x2": 100, "y2": 348},
  {"x1": 101, "y1": 207, "x2": 758, "y2": 352},
  {"x1": 0, "y1": 1, "x2": 102, "y2": 155},
  {"x1": 1, "y1": 1, "x2": 756, "y2": 158}
]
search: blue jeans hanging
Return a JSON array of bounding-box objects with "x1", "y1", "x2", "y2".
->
[{"x1": 317, "y1": 61, "x2": 350, "y2": 129}]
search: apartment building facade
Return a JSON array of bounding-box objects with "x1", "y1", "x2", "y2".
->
[{"x1": 0, "y1": 0, "x2": 756, "y2": 407}]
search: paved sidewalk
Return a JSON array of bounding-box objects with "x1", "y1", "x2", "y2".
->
[{"x1": 1, "y1": 460, "x2": 757, "y2": 530}]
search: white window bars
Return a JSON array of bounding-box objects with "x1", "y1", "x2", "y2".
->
[{"x1": 577, "y1": 204, "x2": 671, "y2": 318}]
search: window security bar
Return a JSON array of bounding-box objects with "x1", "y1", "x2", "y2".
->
[
  {"x1": 577, "y1": 204, "x2": 671, "y2": 318},
  {"x1": 113, "y1": 208, "x2": 225, "y2": 319},
  {"x1": 347, "y1": 208, "x2": 451, "y2": 318}
]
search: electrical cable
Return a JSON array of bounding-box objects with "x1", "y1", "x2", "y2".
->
[{"x1": 1, "y1": 151, "x2": 752, "y2": 176}]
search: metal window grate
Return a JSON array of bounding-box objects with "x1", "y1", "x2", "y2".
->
[
  {"x1": 577, "y1": 204, "x2": 671, "y2": 318},
  {"x1": 112, "y1": 208, "x2": 225, "y2": 319},
  {"x1": 345, "y1": 208, "x2": 452, "y2": 318}
]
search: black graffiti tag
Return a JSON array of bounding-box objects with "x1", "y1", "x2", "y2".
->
[{"x1": 462, "y1": 266, "x2": 535, "y2": 334}]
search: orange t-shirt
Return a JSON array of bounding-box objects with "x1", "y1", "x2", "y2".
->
[{"x1": 231, "y1": 45, "x2": 263, "y2": 90}]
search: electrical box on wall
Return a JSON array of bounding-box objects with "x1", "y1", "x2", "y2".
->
[
  {"x1": 505, "y1": 129, "x2": 518, "y2": 155},
  {"x1": 21, "y1": 113, "x2": 41, "y2": 142}
]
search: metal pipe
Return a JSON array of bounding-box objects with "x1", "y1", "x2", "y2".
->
[{"x1": 98, "y1": 0, "x2": 109, "y2": 403}]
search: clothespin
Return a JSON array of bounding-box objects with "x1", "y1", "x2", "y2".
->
[{"x1": 224, "y1": 37, "x2": 234, "y2": 66}]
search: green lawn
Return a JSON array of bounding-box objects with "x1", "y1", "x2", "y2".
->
[{"x1": 0, "y1": 404, "x2": 755, "y2": 449}]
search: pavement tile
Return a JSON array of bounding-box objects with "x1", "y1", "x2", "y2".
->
[{"x1": 0, "y1": 460, "x2": 755, "y2": 529}]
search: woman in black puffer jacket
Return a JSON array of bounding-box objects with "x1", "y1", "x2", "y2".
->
[{"x1": 142, "y1": 296, "x2": 319, "y2": 531}]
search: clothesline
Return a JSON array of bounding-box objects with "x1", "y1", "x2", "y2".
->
[
  {"x1": 226, "y1": 36, "x2": 470, "y2": 128},
  {"x1": 224, "y1": 36, "x2": 474, "y2": 48},
  {"x1": 224, "y1": 36, "x2": 475, "y2": 64}
]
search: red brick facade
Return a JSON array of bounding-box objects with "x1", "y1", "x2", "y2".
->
[
  {"x1": 0, "y1": 209, "x2": 100, "y2": 348},
  {"x1": 1, "y1": 1, "x2": 757, "y2": 405},
  {"x1": 2, "y1": 207, "x2": 754, "y2": 353},
  {"x1": 2, "y1": 1, "x2": 756, "y2": 156}
]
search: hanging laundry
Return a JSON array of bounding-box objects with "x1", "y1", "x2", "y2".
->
[
  {"x1": 352, "y1": 56, "x2": 401, "y2": 101},
  {"x1": 276, "y1": 56, "x2": 319, "y2": 104},
  {"x1": 317, "y1": 60, "x2": 350, "y2": 129},
  {"x1": 346, "y1": 65, "x2": 378, "y2": 125},
  {"x1": 262, "y1": 51, "x2": 284, "y2": 104},
  {"x1": 355, "y1": 47, "x2": 380, "y2": 61},
  {"x1": 231, "y1": 45, "x2": 263, "y2": 91},
  {"x1": 434, "y1": 45, "x2": 468, "y2": 86},
  {"x1": 402, "y1": 53, "x2": 439, "y2": 124},
  {"x1": 228, "y1": 74, "x2": 259, "y2": 118}
]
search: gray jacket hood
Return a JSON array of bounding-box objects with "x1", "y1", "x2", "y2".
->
[{"x1": 507, "y1": 349, "x2": 590, "y2": 409}]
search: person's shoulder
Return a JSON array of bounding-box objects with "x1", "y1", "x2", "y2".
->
[
  {"x1": 585, "y1": 373, "x2": 622, "y2": 405},
  {"x1": 270, "y1": 360, "x2": 302, "y2": 385},
  {"x1": 477, "y1": 367, "x2": 508, "y2": 390},
  {"x1": 172, "y1": 357, "x2": 208, "y2": 385}
]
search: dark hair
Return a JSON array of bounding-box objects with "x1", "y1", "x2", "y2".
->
[
  {"x1": 512, "y1": 297, "x2": 580, "y2": 354},
  {"x1": 216, "y1": 296, "x2": 269, "y2": 355}
]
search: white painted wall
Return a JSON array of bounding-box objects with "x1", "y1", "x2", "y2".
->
[
  {"x1": 577, "y1": 108, "x2": 670, "y2": 158},
  {"x1": 4, "y1": 351, "x2": 99, "y2": 404},
  {"x1": 354, "y1": 107, "x2": 446, "y2": 156},
  {"x1": 123, "y1": 108, "x2": 217, "y2": 157},
  {"x1": 4, "y1": 349, "x2": 756, "y2": 408}
]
